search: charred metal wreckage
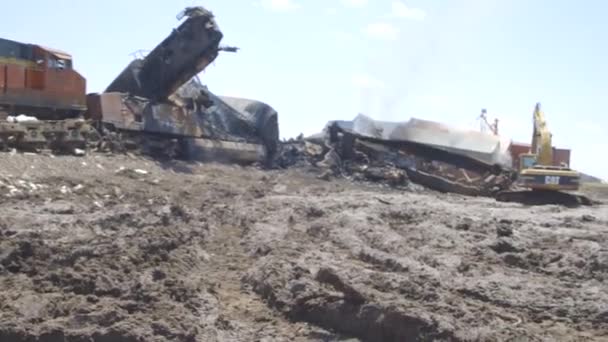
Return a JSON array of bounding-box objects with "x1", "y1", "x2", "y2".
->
[
  {"x1": 88, "y1": 6, "x2": 277, "y2": 164},
  {"x1": 0, "y1": 6, "x2": 278, "y2": 164},
  {"x1": 276, "y1": 113, "x2": 596, "y2": 207},
  {"x1": 278, "y1": 114, "x2": 535, "y2": 203}
]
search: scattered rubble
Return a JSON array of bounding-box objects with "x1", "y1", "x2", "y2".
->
[{"x1": 276, "y1": 116, "x2": 517, "y2": 197}]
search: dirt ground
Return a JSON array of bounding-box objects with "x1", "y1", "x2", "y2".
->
[{"x1": 0, "y1": 152, "x2": 606, "y2": 341}]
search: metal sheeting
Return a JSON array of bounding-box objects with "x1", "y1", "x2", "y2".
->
[
  {"x1": 215, "y1": 96, "x2": 279, "y2": 156},
  {"x1": 327, "y1": 114, "x2": 513, "y2": 167},
  {"x1": 171, "y1": 79, "x2": 279, "y2": 157}
]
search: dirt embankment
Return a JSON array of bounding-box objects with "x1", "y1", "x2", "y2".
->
[{"x1": 0, "y1": 153, "x2": 606, "y2": 341}]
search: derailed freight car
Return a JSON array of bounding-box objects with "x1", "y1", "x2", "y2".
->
[{"x1": 86, "y1": 6, "x2": 278, "y2": 164}]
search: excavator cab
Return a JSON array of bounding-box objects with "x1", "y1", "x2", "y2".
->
[{"x1": 519, "y1": 153, "x2": 537, "y2": 170}]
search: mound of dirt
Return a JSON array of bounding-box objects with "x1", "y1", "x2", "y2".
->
[{"x1": 0, "y1": 153, "x2": 606, "y2": 341}]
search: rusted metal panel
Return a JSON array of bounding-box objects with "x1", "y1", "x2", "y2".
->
[
  {"x1": 509, "y1": 143, "x2": 529, "y2": 170},
  {"x1": 86, "y1": 93, "x2": 121, "y2": 123},
  {"x1": 144, "y1": 101, "x2": 204, "y2": 137},
  {"x1": 84, "y1": 93, "x2": 102, "y2": 121},
  {"x1": 90, "y1": 92, "x2": 205, "y2": 137},
  {"x1": 553, "y1": 148, "x2": 571, "y2": 167},
  {"x1": 93, "y1": 92, "x2": 144, "y2": 131}
]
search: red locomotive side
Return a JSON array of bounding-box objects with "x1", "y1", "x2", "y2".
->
[{"x1": 0, "y1": 38, "x2": 86, "y2": 120}]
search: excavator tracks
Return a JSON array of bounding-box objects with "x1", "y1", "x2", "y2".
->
[{"x1": 495, "y1": 189, "x2": 594, "y2": 207}]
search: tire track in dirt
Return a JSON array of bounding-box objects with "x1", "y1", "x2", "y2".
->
[{"x1": 197, "y1": 179, "x2": 342, "y2": 342}]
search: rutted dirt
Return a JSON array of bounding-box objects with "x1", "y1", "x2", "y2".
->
[{"x1": 0, "y1": 153, "x2": 606, "y2": 341}]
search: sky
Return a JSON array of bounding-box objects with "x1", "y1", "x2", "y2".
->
[{"x1": 3, "y1": 0, "x2": 607, "y2": 179}]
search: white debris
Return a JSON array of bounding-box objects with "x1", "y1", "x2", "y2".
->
[
  {"x1": 198, "y1": 250, "x2": 211, "y2": 262},
  {"x1": 134, "y1": 169, "x2": 149, "y2": 175},
  {"x1": 96, "y1": 164, "x2": 105, "y2": 170},
  {"x1": 73, "y1": 184, "x2": 84, "y2": 191},
  {"x1": 81, "y1": 162, "x2": 88, "y2": 167},
  {"x1": 74, "y1": 148, "x2": 85, "y2": 156},
  {"x1": 93, "y1": 201, "x2": 104, "y2": 208},
  {"x1": 272, "y1": 184, "x2": 287, "y2": 193},
  {"x1": 7, "y1": 114, "x2": 38, "y2": 122},
  {"x1": 60, "y1": 185, "x2": 70, "y2": 194},
  {"x1": 115, "y1": 166, "x2": 126, "y2": 173}
]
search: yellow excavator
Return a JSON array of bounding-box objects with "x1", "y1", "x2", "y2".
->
[{"x1": 496, "y1": 103, "x2": 592, "y2": 206}]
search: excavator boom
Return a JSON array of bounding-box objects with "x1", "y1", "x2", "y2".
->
[
  {"x1": 496, "y1": 102, "x2": 591, "y2": 207},
  {"x1": 531, "y1": 103, "x2": 554, "y2": 166}
]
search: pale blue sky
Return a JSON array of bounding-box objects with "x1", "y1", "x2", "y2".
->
[{"x1": 3, "y1": 0, "x2": 607, "y2": 178}]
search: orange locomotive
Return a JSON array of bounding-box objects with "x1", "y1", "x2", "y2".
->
[
  {"x1": 0, "y1": 38, "x2": 92, "y2": 151},
  {"x1": 0, "y1": 38, "x2": 86, "y2": 119}
]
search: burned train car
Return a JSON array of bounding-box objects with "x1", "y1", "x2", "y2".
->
[{"x1": 88, "y1": 6, "x2": 278, "y2": 164}]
